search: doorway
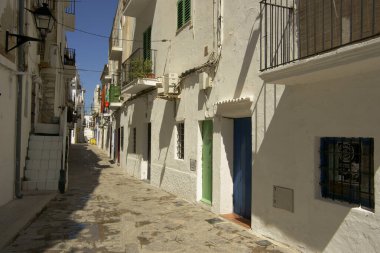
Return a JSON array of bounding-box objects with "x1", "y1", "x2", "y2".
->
[
  {"x1": 147, "y1": 123, "x2": 151, "y2": 181},
  {"x1": 233, "y1": 118, "x2": 252, "y2": 220},
  {"x1": 201, "y1": 120, "x2": 213, "y2": 204},
  {"x1": 117, "y1": 127, "x2": 120, "y2": 164},
  {"x1": 109, "y1": 126, "x2": 112, "y2": 158}
]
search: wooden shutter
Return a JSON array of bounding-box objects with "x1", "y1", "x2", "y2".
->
[
  {"x1": 184, "y1": 0, "x2": 191, "y2": 23},
  {"x1": 177, "y1": 0, "x2": 184, "y2": 29},
  {"x1": 143, "y1": 26, "x2": 151, "y2": 60}
]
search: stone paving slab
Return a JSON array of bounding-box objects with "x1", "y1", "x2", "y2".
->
[
  {"x1": 3, "y1": 144, "x2": 295, "y2": 253},
  {"x1": 0, "y1": 191, "x2": 56, "y2": 250}
]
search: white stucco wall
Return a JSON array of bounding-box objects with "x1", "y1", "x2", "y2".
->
[
  {"x1": 119, "y1": 0, "x2": 258, "y2": 206},
  {"x1": 119, "y1": 98, "x2": 148, "y2": 179},
  {"x1": 0, "y1": 0, "x2": 40, "y2": 206},
  {"x1": 0, "y1": 60, "x2": 17, "y2": 206},
  {"x1": 251, "y1": 73, "x2": 380, "y2": 253}
]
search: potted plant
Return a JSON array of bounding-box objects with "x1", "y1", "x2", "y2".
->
[
  {"x1": 143, "y1": 59, "x2": 154, "y2": 78},
  {"x1": 129, "y1": 59, "x2": 145, "y2": 80},
  {"x1": 129, "y1": 58, "x2": 154, "y2": 80}
]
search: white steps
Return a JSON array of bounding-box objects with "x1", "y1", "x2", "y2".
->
[
  {"x1": 34, "y1": 123, "x2": 60, "y2": 135},
  {"x1": 23, "y1": 135, "x2": 62, "y2": 191}
]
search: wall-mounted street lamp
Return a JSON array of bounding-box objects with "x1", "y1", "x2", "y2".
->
[
  {"x1": 33, "y1": 3, "x2": 55, "y2": 39},
  {"x1": 6, "y1": 3, "x2": 55, "y2": 52}
]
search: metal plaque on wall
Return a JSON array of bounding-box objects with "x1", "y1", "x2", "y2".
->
[
  {"x1": 273, "y1": 186, "x2": 294, "y2": 213},
  {"x1": 190, "y1": 159, "x2": 197, "y2": 171}
]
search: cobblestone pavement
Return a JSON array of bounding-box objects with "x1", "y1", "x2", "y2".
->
[{"x1": 3, "y1": 144, "x2": 294, "y2": 253}]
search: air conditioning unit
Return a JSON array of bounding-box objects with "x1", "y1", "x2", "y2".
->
[
  {"x1": 199, "y1": 72, "x2": 212, "y2": 90},
  {"x1": 156, "y1": 73, "x2": 178, "y2": 94},
  {"x1": 164, "y1": 73, "x2": 178, "y2": 94},
  {"x1": 156, "y1": 77, "x2": 164, "y2": 93}
]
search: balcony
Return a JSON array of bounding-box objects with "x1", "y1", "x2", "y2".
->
[
  {"x1": 109, "y1": 27, "x2": 123, "y2": 59},
  {"x1": 63, "y1": 48, "x2": 76, "y2": 79},
  {"x1": 64, "y1": 48, "x2": 76, "y2": 66},
  {"x1": 108, "y1": 85, "x2": 122, "y2": 109},
  {"x1": 259, "y1": 0, "x2": 380, "y2": 85},
  {"x1": 63, "y1": 0, "x2": 76, "y2": 31},
  {"x1": 121, "y1": 48, "x2": 157, "y2": 94},
  {"x1": 123, "y1": 0, "x2": 150, "y2": 17}
]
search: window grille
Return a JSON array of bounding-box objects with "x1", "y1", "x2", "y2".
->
[
  {"x1": 176, "y1": 123, "x2": 184, "y2": 159},
  {"x1": 320, "y1": 137, "x2": 374, "y2": 210}
]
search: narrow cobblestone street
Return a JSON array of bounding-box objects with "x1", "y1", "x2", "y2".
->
[{"x1": 3, "y1": 144, "x2": 292, "y2": 253}]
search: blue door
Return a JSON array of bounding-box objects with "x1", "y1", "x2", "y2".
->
[{"x1": 233, "y1": 118, "x2": 252, "y2": 220}]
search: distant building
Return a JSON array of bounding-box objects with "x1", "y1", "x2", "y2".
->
[{"x1": 69, "y1": 74, "x2": 85, "y2": 144}]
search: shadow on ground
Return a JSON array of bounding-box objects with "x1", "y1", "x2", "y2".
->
[{"x1": 4, "y1": 144, "x2": 113, "y2": 252}]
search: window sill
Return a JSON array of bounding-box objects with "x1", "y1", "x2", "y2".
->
[
  {"x1": 176, "y1": 21, "x2": 192, "y2": 36},
  {"x1": 316, "y1": 197, "x2": 374, "y2": 213}
]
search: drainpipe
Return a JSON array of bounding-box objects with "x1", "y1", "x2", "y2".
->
[{"x1": 15, "y1": 0, "x2": 25, "y2": 199}]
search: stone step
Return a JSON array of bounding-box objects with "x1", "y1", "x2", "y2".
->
[
  {"x1": 27, "y1": 149, "x2": 62, "y2": 160},
  {"x1": 22, "y1": 180, "x2": 58, "y2": 191},
  {"x1": 26, "y1": 159, "x2": 61, "y2": 171},
  {"x1": 25, "y1": 169, "x2": 60, "y2": 181},
  {"x1": 30, "y1": 135, "x2": 61, "y2": 142},
  {"x1": 34, "y1": 124, "x2": 60, "y2": 135}
]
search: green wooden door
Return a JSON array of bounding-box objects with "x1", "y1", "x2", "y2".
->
[{"x1": 202, "y1": 120, "x2": 213, "y2": 204}]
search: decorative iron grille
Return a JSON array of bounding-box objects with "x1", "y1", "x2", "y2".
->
[
  {"x1": 65, "y1": 0, "x2": 76, "y2": 15},
  {"x1": 320, "y1": 137, "x2": 374, "y2": 210},
  {"x1": 176, "y1": 123, "x2": 185, "y2": 159}
]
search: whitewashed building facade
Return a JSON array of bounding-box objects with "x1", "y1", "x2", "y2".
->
[
  {"x1": 0, "y1": 0, "x2": 78, "y2": 206},
  {"x1": 97, "y1": 0, "x2": 380, "y2": 252}
]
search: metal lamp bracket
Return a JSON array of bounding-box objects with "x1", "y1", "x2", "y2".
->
[{"x1": 6, "y1": 31, "x2": 42, "y2": 53}]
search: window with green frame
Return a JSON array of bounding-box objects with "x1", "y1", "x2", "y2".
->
[
  {"x1": 143, "y1": 26, "x2": 151, "y2": 60},
  {"x1": 177, "y1": 0, "x2": 191, "y2": 30}
]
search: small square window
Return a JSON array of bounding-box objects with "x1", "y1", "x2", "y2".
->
[
  {"x1": 320, "y1": 137, "x2": 374, "y2": 210},
  {"x1": 176, "y1": 122, "x2": 184, "y2": 159}
]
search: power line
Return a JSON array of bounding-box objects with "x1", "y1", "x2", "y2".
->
[{"x1": 56, "y1": 21, "x2": 170, "y2": 43}]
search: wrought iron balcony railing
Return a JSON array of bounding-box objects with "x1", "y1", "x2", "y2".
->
[
  {"x1": 64, "y1": 48, "x2": 76, "y2": 66},
  {"x1": 35, "y1": 0, "x2": 55, "y2": 9},
  {"x1": 260, "y1": 0, "x2": 380, "y2": 71},
  {"x1": 65, "y1": 0, "x2": 76, "y2": 15},
  {"x1": 121, "y1": 48, "x2": 157, "y2": 87}
]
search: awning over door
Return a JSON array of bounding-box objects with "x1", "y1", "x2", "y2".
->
[{"x1": 215, "y1": 97, "x2": 253, "y2": 118}]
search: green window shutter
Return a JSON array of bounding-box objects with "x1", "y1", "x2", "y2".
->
[
  {"x1": 184, "y1": 0, "x2": 191, "y2": 23},
  {"x1": 177, "y1": 0, "x2": 184, "y2": 29},
  {"x1": 143, "y1": 26, "x2": 152, "y2": 60}
]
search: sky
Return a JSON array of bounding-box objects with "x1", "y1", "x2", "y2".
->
[{"x1": 66, "y1": 0, "x2": 118, "y2": 114}]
